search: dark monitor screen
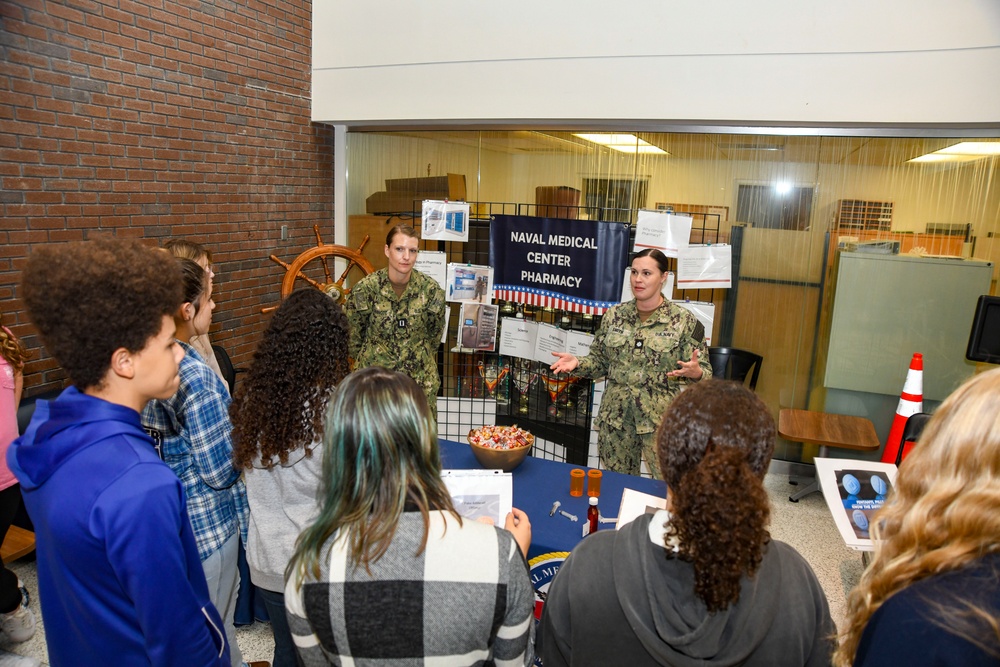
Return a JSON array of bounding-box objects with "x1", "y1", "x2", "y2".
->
[{"x1": 966, "y1": 295, "x2": 1000, "y2": 364}]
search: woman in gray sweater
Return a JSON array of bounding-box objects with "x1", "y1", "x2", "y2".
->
[
  {"x1": 230, "y1": 289, "x2": 351, "y2": 667},
  {"x1": 539, "y1": 380, "x2": 835, "y2": 666}
]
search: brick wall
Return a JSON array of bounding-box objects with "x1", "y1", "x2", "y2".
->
[{"x1": 0, "y1": 0, "x2": 331, "y2": 395}]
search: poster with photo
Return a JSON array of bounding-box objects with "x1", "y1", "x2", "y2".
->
[
  {"x1": 815, "y1": 458, "x2": 898, "y2": 551},
  {"x1": 446, "y1": 263, "x2": 494, "y2": 303},
  {"x1": 458, "y1": 303, "x2": 499, "y2": 351},
  {"x1": 422, "y1": 200, "x2": 470, "y2": 242}
]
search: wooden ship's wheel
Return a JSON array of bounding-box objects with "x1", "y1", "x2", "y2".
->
[{"x1": 265, "y1": 225, "x2": 375, "y2": 312}]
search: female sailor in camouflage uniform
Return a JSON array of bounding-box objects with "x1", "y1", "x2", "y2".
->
[
  {"x1": 550, "y1": 249, "x2": 711, "y2": 478},
  {"x1": 346, "y1": 224, "x2": 446, "y2": 418}
]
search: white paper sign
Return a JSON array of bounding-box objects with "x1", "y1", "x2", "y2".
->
[
  {"x1": 441, "y1": 469, "x2": 513, "y2": 526},
  {"x1": 441, "y1": 308, "x2": 450, "y2": 345},
  {"x1": 496, "y1": 317, "x2": 593, "y2": 364},
  {"x1": 677, "y1": 244, "x2": 732, "y2": 289},
  {"x1": 414, "y1": 251, "x2": 447, "y2": 291},
  {"x1": 498, "y1": 318, "x2": 537, "y2": 359},
  {"x1": 620, "y1": 269, "x2": 674, "y2": 303},
  {"x1": 422, "y1": 200, "x2": 470, "y2": 242},
  {"x1": 633, "y1": 210, "x2": 693, "y2": 258},
  {"x1": 566, "y1": 330, "x2": 593, "y2": 358},
  {"x1": 675, "y1": 301, "x2": 715, "y2": 346},
  {"x1": 533, "y1": 322, "x2": 568, "y2": 364}
]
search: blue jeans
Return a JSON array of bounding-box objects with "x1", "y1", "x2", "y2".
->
[{"x1": 257, "y1": 587, "x2": 300, "y2": 667}]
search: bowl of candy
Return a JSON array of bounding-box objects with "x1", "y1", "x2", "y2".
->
[{"x1": 467, "y1": 425, "x2": 534, "y2": 472}]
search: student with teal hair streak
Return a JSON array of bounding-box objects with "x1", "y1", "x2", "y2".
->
[{"x1": 284, "y1": 367, "x2": 535, "y2": 667}]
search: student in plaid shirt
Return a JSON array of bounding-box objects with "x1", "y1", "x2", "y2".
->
[
  {"x1": 143, "y1": 258, "x2": 248, "y2": 667},
  {"x1": 285, "y1": 367, "x2": 535, "y2": 667}
]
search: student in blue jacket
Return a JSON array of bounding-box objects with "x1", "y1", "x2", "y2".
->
[{"x1": 8, "y1": 239, "x2": 230, "y2": 667}]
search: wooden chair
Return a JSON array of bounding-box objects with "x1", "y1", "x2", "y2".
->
[{"x1": 708, "y1": 347, "x2": 763, "y2": 390}]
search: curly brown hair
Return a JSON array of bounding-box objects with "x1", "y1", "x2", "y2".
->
[
  {"x1": 656, "y1": 380, "x2": 775, "y2": 613},
  {"x1": 0, "y1": 310, "x2": 29, "y2": 370},
  {"x1": 230, "y1": 289, "x2": 350, "y2": 469},
  {"x1": 22, "y1": 239, "x2": 183, "y2": 391}
]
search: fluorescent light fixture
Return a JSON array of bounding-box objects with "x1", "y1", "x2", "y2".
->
[
  {"x1": 573, "y1": 133, "x2": 668, "y2": 155},
  {"x1": 937, "y1": 142, "x2": 1000, "y2": 155},
  {"x1": 909, "y1": 153, "x2": 983, "y2": 163},
  {"x1": 909, "y1": 141, "x2": 1000, "y2": 163}
]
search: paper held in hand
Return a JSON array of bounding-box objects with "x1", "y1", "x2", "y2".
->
[{"x1": 441, "y1": 469, "x2": 513, "y2": 527}]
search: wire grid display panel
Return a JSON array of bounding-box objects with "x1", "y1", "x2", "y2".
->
[{"x1": 420, "y1": 202, "x2": 723, "y2": 466}]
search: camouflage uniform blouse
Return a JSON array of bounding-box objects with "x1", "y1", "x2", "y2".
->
[
  {"x1": 346, "y1": 268, "x2": 446, "y2": 402},
  {"x1": 576, "y1": 300, "x2": 712, "y2": 435}
]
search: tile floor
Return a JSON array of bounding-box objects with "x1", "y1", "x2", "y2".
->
[{"x1": 0, "y1": 472, "x2": 863, "y2": 665}]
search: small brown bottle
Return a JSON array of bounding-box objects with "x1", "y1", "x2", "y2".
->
[{"x1": 587, "y1": 496, "x2": 599, "y2": 535}]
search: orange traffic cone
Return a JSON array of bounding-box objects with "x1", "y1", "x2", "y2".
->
[{"x1": 882, "y1": 353, "x2": 923, "y2": 464}]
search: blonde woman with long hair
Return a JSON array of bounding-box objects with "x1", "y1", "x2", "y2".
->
[{"x1": 835, "y1": 368, "x2": 1000, "y2": 666}]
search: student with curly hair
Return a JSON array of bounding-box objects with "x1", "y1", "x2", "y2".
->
[
  {"x1": 285, "y1": 367, "x2": 535, "y2": 666},
  {"x1": 9, "y1": 239, "x2": 230, "y2": 667},
  {"x1": 835, "y1": 368, "x2": 1000, "y2": 667},
  {"x1": 229, "y1": 289, "x2": 351, "y2": 667},
  {"x1": 142, "y1": 258, "x2": 248, "y2": 667},
  {"x1": 0, "y1": 309, "x2": 35, "y2": 649},
  {"x1": 539, "y1": 380, "x2": 834, "y2": 667}
]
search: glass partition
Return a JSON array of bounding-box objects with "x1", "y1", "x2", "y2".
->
[{"x1": 344, "y1": 130, "x2": 1000, "y2": 467}]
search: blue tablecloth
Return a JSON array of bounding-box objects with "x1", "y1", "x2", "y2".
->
[
  {"x1": 237, "y1": 439, "x2": 668, "y2": 623},
  {"x1": 439, "y1": 439, "x2": 666, "y2": 559}
]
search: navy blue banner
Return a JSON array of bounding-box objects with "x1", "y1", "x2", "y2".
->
[{"x1": 489, "y1": 215, "x2": 630, "y2": 314}]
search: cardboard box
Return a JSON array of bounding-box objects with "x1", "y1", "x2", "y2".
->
[{"x1": 366, "y1": 173, "x2": 467, "y2": 214}]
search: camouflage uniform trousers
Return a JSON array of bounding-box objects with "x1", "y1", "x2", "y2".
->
[
  {"x1": 597, "y1": 420, "x2": 661, "y2": 479},
  {"x1": 579, "y1": 300, "x2": 711, "y2": 480}
]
